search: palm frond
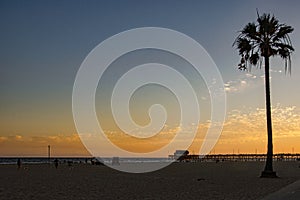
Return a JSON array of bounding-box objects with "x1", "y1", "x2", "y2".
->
[
  {"x1": 233, "y1": 12, "x2": 294, "y2": 75},
  {"x1": 249, "y1": 53, "x2": 259, "y2": 66},
  {"x1": 236, "y1": 38, "x2": 252, "y2": 55},
  {"x1": 273, "y1": 25, "x2": 294, "y2": 42}
]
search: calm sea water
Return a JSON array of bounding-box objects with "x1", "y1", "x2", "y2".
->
[{"x1": 0, "y1": 157, "x2": 172, "y2": 165}]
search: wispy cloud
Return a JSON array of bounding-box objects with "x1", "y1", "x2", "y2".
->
[
  {"x1": 224, "y1": 67, "x2": 287, "y2": 94},
  {"x1": 222, "y1": 104, "x2": 300, "y2": 139},
  {"x1": 0, "y1": 134, "x2": 89, "y2": 156},
  {"x1": 205, "y1": 104, "x2": 300, "y2": 153},
  {"x1": 224, "y1": 72, "x2": 261, "y2": 93}
]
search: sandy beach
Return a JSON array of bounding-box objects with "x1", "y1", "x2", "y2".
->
[{"x1": 0, "y1": 161, "x2": 299, "y2": 200}]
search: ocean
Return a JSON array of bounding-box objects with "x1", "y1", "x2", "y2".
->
[{"x1": 0, "y1": 157, "x2": 173, "y2": 165}]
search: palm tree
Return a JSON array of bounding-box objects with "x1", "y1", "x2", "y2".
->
[{"x1": 233, "y1": 12, "x2": 294, "y2": 178}]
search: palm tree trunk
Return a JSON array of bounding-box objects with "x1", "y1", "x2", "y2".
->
[{"x1": 261, "y1": 56, "x2": 277, "y2": 178}]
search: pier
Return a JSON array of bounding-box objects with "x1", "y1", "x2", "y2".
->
[{"x1": 168, "y1": 153, "x2": 300, "y2": 162}]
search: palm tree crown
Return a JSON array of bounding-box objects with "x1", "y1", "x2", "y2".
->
[{"x1": 234, "y1": 13, "x2": 294, "y2": 73}]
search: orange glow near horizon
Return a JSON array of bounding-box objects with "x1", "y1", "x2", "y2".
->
[
  {"x1": 1, "y1": 105, "x2": 300, "y2": 157},
  {"x1": 1, "y1": 131, "x2": 300, "y2": 157}
]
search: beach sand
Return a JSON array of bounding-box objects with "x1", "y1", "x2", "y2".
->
[{"x1": 0, "y1": 161, "x2": 299, "y2": 200}]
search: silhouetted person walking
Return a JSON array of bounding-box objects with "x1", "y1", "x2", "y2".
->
[
  {"x1": 17, "y1": 158, "x2": 21, "y2": 169},
  {"x1": 54, "y1": 159, "x2": 58, "y2": 169}
]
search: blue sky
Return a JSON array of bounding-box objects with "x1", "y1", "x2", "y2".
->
[{"x1": 1, "y1": 0, "x2": 300, "y2": 155}]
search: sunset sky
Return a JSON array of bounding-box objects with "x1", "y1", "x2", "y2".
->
[{"x1": 1, "y1": 0, "x2": 300, "y2": 157}]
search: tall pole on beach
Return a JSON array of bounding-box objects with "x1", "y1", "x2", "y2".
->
[{"x1": 48, "y1": 145, "x2": 51, "y2": 164}]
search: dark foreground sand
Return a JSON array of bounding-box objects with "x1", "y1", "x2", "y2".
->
[{"x1": 0, "y1": 161, "x2": 300, "y2": 200}]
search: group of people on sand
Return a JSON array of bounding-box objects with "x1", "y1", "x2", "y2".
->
[
  {"x1": 15, "y1": 157, "x2": 113, "y2": 168},
  {"x1": 16, "y1": 158, "x2": 59, "y2": 169}
]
